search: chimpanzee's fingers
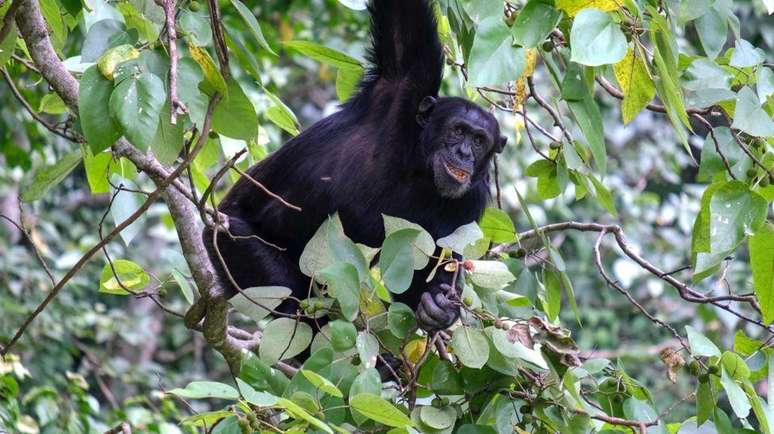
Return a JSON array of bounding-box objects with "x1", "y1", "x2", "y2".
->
[
  {"x1": 422, "y1": 292, "x2": 451, "y2": 323},
  {"x1": 416, "y1": 305, "x2": 436, "y2": 330},
  {"x1": 434, "y1": 292, "x2": 453, "y2": 310}
]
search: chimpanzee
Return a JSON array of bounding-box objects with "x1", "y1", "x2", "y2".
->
[{"x1": 203, "y1": 0, "x2": 506, "y2": 331}]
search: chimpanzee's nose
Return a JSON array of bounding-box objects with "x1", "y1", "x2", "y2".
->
[{"x1": 455, "y1": 143, "x2": 473, "y2": 160}]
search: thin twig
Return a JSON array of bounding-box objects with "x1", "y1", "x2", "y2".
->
[
  {"x1": 1, "y1": 68, "x2": 82, "y2": 142},
  {"x1": 1, "y1": 97, "x2": 221, "y2": 355},
  {"x1": 527, "y1": 76, "x2": 572, "y2": 143},
  {"x1": 692, "y1": 114, "x2": 736, "y2": 179},
  {"x1": 231, "y1": 166, "x2": 302, "y2": 211},
  {"x1": 159, "y1": 0, "x2": 186, "y2": 122},
  {"x1": 595, "y1": 76, "x2": 713, "y2": 116},
  {"x1": 0, "y1": 211, "x2": 56, "y2": 285},
  {"x1": 593, "y1": 230, "x2": 690, "y2": 352}
]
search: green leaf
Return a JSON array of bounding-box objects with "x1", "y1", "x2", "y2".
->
[
  {"x1": 229, "y1": 0, "x2": 276, "y2": 56},
  {"x1": 695, "y1": 9, "x2": 727, "y2": 59},
  {"x1": 379, "y1": 229, "x2": 420, "y2": 294},
  {"x1": 450, "y1": 327, "x2": 489, "y2": 369},
  {"x1": 383, "y1": 215, "x2": 435, "y2": 270},
  {"x1": 758, "y1": 67, "x2": 774, "y2": 102},
  {"x1": 213, "y1": 79, "x2": 258, "y2": 140},
  {"x1": 511, "y1": 1, "x2": 562, "y2": 48},
  {"x1": 99, "y1": 259, "x2": 150, "y2": 295},
  {"x1": 0, "y1": 21, "x2": 16, "y2": 69},
  {"x1": 264, "y1": 88, "x2": 300, "y2": 136},
  {"x1": 168, "y1": 381, "x2": 239, "y2": 400},
  {"x1": 239, "y1": 351, "x2": 290, "y2": 396},
  {"x1": 730, "y1": 39, "x2": 765, "y2": 68},
  {"x1": 697, "y1": 127, "x2": 749, "y2": 182},
  {"x1": 83, "y1": 150, "x2": 112, "y2": 194},
  {"x1": 356, "y1": 332, "x2": 380, "y2": 369},
  {"x1": 234, "y1": 378, "x2": 278, "y2": 406},
  {"x1": 171, "y1": 269, "x2": 194, "y2": 305},
  {"x1": 697, "y1": 379, "x2": 714, "y2": 425},
  {"x1": 180, "y1": 411, "x2": 232, "y2": 427},
  {"x1": 329, "y1": 320, "x2": 357, "y2": 351},
  {"x1": 80, "y1": 66, "x2": 122, "y2": 153},
  {"x1": 276, "y1": 398, "x2": 334, "y2": 434},
  {"x1": 21, "y1": 151, "x2": 82, "y2": 202},
  {"x1": 479, "y1": 208, "x2": 516, "y2": 243},
  {"x1": 151, "y1": 104, "x2": 186, "y2": 165},
  {"x1": 301, "y1": 370, "x2": 343, "y2": 398},
  {"x1": 320, "y1": 262, "x2": 361, "y2": 321},
  {"x1": 686, "y1": 325, "x2": 721, "y2": 357},
  {"x1": 388, "y1": 302, "x2": 417, "y2": 339},
  {"x1": 300, "y1": 214, "x2": 345, "y2": 280},
  {"x1": 420, "y1": 406, "x2": 456, "y2": 430},
  {"x1": 708, "y1": 181, "x2": 768, "y2": 253},
  {"x1": 613, "y1": 49, "x2": 656, "y2": 124},
  {"x1": 37, "y1": 93, "x2": 67, "y2": 115},
  {"x1": 749, "y1": 223, "x2": 774, "y2": 324},
  {"x1": 117, "y1": 2, "x2": 161, "y2": 43},
  {"x1": 732, "y1": 87, "x2": 774, "y2": 137},
  {"x1": 468, "y1": 260, "x2": 516, "y2": 290},
  {"x1": 177, "y1": 57, "x2": 210, "y2": 127},
  {"x1": 350, "y1": 368, "x2": 381, "y2": 401},
  {"x1": 543, "y1": 268, "x2": 562, "y2": 321},
  {"x1": 489, "y1": 327, "x2": 548, "y2": 369},
  {"x1": 562, "y1": 64, "x2": 607, "y2": 173},
  {"x1": 588, "y1": 175, "x2": 617, "y2": 217},
  {"x1": 259, "y1": 318, "x2": 313, "y2": 365},
  {"x1": 678, "y1": 0, "x2": 712, "y2": 23},
  {"x1": 336, "y1": 67, "x2": 362, "y2": 102},
  {"x1": 437, "y1": 222, "x2": 484, "y2": 253},
  {"x1": 109, "y1": 72, "x2": 166, "y2": 151},
  {"x1": 349, "y1": 394, "x2": 413, "y2": 428},
  {"x1": 230, "y1": 286, "x2": 292, "y2": 323},
  {"x1": 721, "y1": 351, "x2": 751, "y2": 380},
  {"x1": 649, "y1": 10, "x2": 691, "y2": 151},
  {"x1": 178, "y1": 9, "x2": 211, "y2": 46},
  {"x1": 468, "y1": 16, "x2": 526, "y2": 86},
  {"x1": 285, "y1": 40, "x2": 362, "y2": 70},
  {"x1": 81, "y1": 19, "x2": 132, "y2": 63},
  {"x1": 110, "y1": 179, "x2": 145, "y2": 245},
  {"x1": 622, "y1": 399, "x2": 659, "y2": 427},
  {"x1": 431, "y1": 361, "x2": 464, "y2": 395},
  {"x1": 720, "y1": 367, "x2": 751, "y2": 418},
  {"x1": 39, "y1": 0, "x2": 66, "y2": 50},
  {"x1": 570, "y1": 9, "x2": 627, "y2": 66}
]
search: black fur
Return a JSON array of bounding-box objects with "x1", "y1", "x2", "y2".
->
[{"x1": 203, "y1": 0, "x2": 505, "y2": 331}]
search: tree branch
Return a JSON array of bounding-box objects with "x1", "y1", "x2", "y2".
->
[{"x1": 8, "y1": 0, "x2": 251, "y2": 371}]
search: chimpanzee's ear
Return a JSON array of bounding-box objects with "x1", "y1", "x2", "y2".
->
[
  {"x1": 495, "y1": 135, "x2": 507, "y2": 153},
  {"x1": 416, "y1": 96, "x2": 437, "y2": 127}
]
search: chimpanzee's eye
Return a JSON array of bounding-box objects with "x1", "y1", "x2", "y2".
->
[{"x1": 453, "y1": 126, "x2": 464, "y2": 136}]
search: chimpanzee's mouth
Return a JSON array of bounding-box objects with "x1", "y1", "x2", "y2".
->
[{"x1": 443, "y1": 159, "x2": 471, "y2": 183}]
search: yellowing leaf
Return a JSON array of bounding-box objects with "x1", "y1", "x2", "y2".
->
[
  {"x1": 188, "y1": 44, "x2": 227, "y2": 96},
  {"x1": 613, "y1": 49, "x2": 656, "y2": 124},
  {"x1": 514, "y1": 49, "x2": 539, "y2": 105},
  {"x1": 556, "y1": 0, "x2": 618, "y2": 16},
  {"x1": 402, "y1": 338, "x2": 427, "y2": 364}
]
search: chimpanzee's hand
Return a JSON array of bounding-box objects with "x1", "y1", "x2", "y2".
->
[{"x1": 416, "y1": 284, "x2": 459, "y2": 331}]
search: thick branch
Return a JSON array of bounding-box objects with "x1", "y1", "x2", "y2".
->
[{"x1": 9, "y1": 0, "x2": 246, "y2": 370}]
